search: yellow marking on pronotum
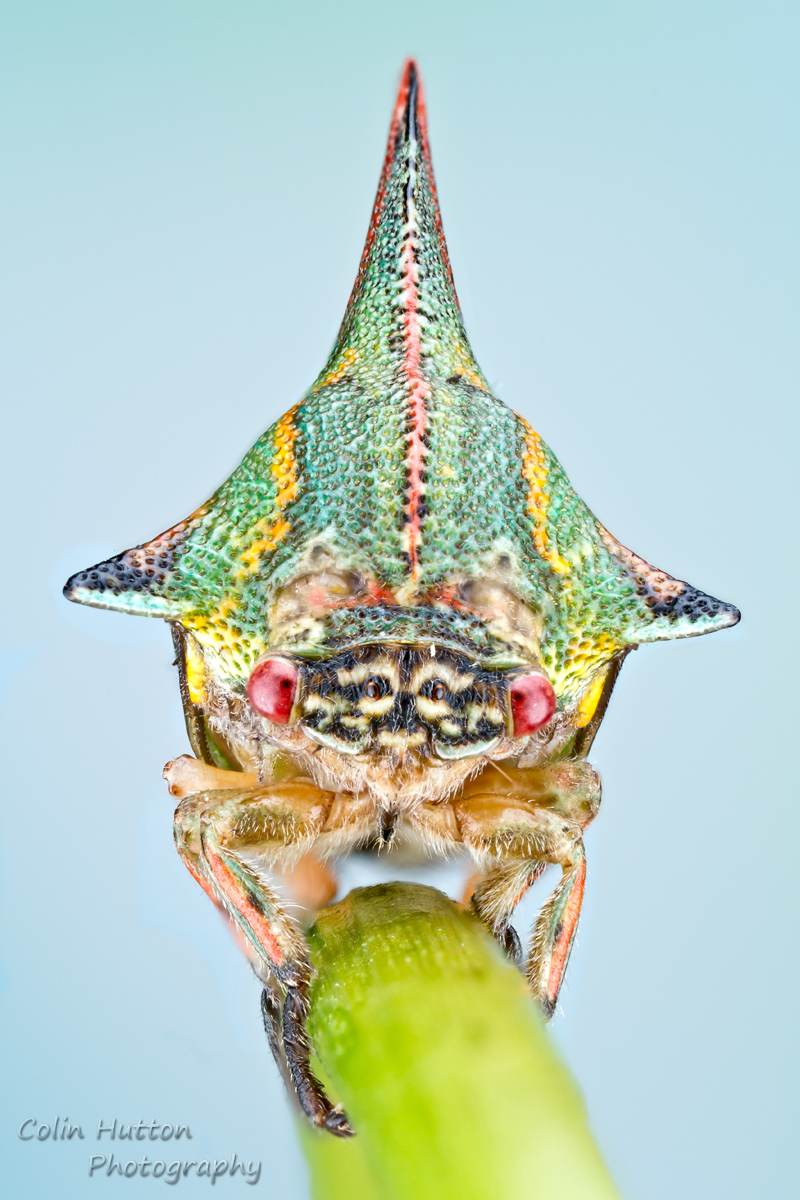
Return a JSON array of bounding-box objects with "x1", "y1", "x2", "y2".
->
[
  {"x1": 184, "y1": 596, "x2": 264, "y2": 679},
  {"x1": 450, "y1": 345, "x2": 489, "y2": 391},
  {"x1": 271, "y1": 405, "x2": 301, "y2": 507},
  {"x1": 235, "y1": 406, "x2": 301, "y2": 579},
  {"x1": 316, "y1": 346, "x2": 358, "y2": 388},
  {"x1": 518, "y1": 417, "x2": 570, "y2": 575},
  {"x1": 185, "y1": 594, "x2": 238, "y2": 638},
  {"x1": 184, "y1": 635, "x2": 207, "y2": 705},
  {"x1": 548, "y1": 630, "x2": 618, "y2": 702},
  {"x1": 574, "y1": 669, "x2": 608, "y2": 729},
  {"x1": 237, "y1": 517, "x2": 292, "y2": 577}
]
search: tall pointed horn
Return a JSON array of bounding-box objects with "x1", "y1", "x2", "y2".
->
[{"x1": 315, "y1": 59, "x2": 485, "y2": 390}]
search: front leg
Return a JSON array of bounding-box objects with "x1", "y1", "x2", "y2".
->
[
  {"x1": 172, "y1": 765, "x2": 353, "y2": 1136},
  {"x1": 454, "y1": 762, "x2": 600, "y2": 1018}
]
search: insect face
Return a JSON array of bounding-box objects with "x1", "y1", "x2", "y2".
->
[{"x1": 247, "y1": 646, "x2": 555, "y2": 762}]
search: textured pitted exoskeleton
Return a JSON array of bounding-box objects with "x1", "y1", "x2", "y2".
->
[{"x1": 65, "y1": 62, "x2": 739, "y2": 1135}]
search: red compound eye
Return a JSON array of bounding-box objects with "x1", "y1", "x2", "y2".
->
[
  {"x1": 510, "y1": 673, "x2": 556, "y2": 737},
  {"x1": 247, "y1": 658, "x2": 299, "y2": 724}
]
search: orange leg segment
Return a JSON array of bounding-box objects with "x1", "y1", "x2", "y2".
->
[{"x1": 172, "y1": 782, "x2": 352, "y2": 1136}]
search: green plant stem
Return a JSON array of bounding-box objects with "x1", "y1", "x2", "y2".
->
[{"x1": 298, "y1": 882, "x2": 619, "y2": 1200}]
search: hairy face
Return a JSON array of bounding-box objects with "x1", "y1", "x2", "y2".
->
[
  {"x1": 246, "y1": 644, "x2": 556, "y2": 763},
  {"x1": 299, "y1": 646, "x2": 508, "y2": 759}
]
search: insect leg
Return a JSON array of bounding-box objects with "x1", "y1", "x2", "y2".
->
[
  {"x1": 259, "y1": 979, "x2": 350, "y2": 1135},
  {"x1": 466, "y1": 858, "x2": 548, "y2": 964},
  {"x1": 528, "y1": 840, "x2": 586, "y2": 1018},
  {"x1": 174, "y1": 782, "x2": 353, "y2": 1136},
  {"x1": 453, "y1": 761, "x2": 600, "y2": 1018}
]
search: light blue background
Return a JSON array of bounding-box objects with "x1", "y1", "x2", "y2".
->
[{"x1": 1, "y1": 2, "x2": 797, "y2": 1196}]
